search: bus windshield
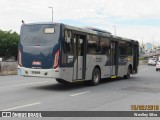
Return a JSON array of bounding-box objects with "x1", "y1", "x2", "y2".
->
[{"x1": 20, "y1": 24, "x2": 60, "y2": 46}]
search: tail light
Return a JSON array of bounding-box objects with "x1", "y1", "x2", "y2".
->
[
  {"x1": 53, "y1": 50, "x2": 60, "y2": 69},
  {"x1": 18, "y1": 49, "x2": 22, "y2": 66}
]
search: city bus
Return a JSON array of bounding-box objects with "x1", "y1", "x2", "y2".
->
[{"x1": 18, "y1": 22, "x2": 139, "y2": 85}]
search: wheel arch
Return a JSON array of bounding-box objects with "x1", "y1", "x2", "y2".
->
[{"x1": 94, "y1": 65, "x2": 101, "y2": 77}]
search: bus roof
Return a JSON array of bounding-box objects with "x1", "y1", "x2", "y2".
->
[
  {"x1": 64, "y1": 24, "x2": 138, "y2": 43},
  {"x1": 22, "y1": 22, "x2": 138, "y2": 43},
  {"x1": 22, "y1": 22, "x2": 61, "y2": 26},
  {"x1": 64, "y1": 24, "x2": 112, "y2": 37},
  {"x1": 23, "y1": 22, "x2": 112, "y2": 37}
]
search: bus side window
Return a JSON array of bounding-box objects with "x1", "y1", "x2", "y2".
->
[
  {"x1": 99, "y1": 37, "x2": 110, "y2": 54},
  {"x1": 119, "y1": 41, "x2": 126, "y2": 56},
  {"x1": 87, "y1": 35, "x2": 99, "y2": 55},
  {"x1": 126, "y1": 43, "x2": 132, "y2": 56},
  {"x1": 118, "y1": 41, "x2": 127, "y2": 65},
  {"x1": 64, "y1": 30, "x2": 73, "y2": 54},
  {"x1": 62, "y1": 30, "x2": 74, "y2": 64}
]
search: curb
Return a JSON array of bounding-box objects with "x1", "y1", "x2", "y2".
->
[{"x1": 0, "y1": 71, "x2": 17, "y2": 76}]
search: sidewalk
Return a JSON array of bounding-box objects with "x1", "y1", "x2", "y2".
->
[{"x1": 139, "y1": 60, "x2": 148, "y2": 65}]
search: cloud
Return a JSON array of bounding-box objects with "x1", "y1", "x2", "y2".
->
[
  {"x1": 53, "y1": 0, "x2": 160, "y2": 20},
  {"x1": 0, "y1": 0, "x2": 160, "y2": 45}
]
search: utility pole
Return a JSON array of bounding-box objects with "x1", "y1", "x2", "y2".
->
[{"x1": 48, "y1": 6, "x2": 53, "y2": 22}]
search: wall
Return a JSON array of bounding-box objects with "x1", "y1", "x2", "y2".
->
[{"x1": 0, "y1": 62, "x2": 17, "y2": 75}]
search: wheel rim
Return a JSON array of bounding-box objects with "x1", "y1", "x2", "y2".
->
[{"x1": 93, "y1": 71, "x2": 99, "y2": 83}]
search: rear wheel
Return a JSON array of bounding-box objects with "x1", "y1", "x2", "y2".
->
[
  {"x1": 90, "y1": 68, "x2": 101, "y2": 86},
  {"x1": 124, "y1": 67, "x2": 131, "y2": 79}
]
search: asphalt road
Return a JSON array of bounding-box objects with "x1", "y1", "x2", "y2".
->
[{"x1": 0, "y1": 65, "x2": 160, "y2": 120}]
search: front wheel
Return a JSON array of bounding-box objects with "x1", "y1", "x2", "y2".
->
[
  {"x1": 90, "y1": 68, "x2": 101, "y2": 86},
  {"x1": 124, "y1": 67, "x2": 131, "y2": 79}
]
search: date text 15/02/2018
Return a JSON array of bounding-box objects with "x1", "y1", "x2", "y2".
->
[{"x1": 131, "y1": 105, "x2": 159, "y2": 111}]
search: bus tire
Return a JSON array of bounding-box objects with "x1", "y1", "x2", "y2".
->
[
  {"x1": 124, "y1": 67, "x2": 131, "y2": 79},
  {"x1": 56, "y1": 79, "x2": 69, "y2": 84},
  {"x1": 90, "y1": 68, "x2": 101, "y2": 86}
]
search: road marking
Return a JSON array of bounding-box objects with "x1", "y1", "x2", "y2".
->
[
  {"x1": 2, "y1": 102, "x2": 41, "y2": 111},
  {"x1": 70, "y1": 91, "x2": 90, "y2": 97},
  {"x1": 0, "y1": 81, "x2": 49, "y2": 89}
]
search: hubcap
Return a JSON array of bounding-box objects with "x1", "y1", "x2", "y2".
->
[{"x1": 127, "y1": 69, "x2": 130, "y2": 77}]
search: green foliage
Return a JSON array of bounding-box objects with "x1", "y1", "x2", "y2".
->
[
  {"x1": 0, "y1": 30, "x2": 20, "y2": 58},
  {"x1": 139, "y1": 57, "x2": 145, "y2": 60}
]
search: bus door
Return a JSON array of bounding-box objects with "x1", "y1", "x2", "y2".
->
[
  {"x1": 110, "y1": 41, "x2": 118, "y2": 76},
  {"x1": 133, "y1": 42, "x2": 139, "y2": 73},
  {"x1": 73, "y1": 34, "x2": 86, "y2": 80}
]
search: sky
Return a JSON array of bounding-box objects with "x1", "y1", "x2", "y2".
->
[{"x1": 0, "y1": 0, "x2": 160, "y2": 46}]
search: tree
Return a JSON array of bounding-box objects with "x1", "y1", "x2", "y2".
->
[{"x1": 0, "y1": 30, "x2": 20, "y2": 59}]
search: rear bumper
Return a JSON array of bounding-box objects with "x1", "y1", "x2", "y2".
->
[{"x1": 18, "y1": 67, "x2": 61, "y2": 78}]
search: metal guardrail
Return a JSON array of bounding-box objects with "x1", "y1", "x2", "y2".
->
[{"x1": 140, "y1": 52, "x2": 160, "y2": 58}]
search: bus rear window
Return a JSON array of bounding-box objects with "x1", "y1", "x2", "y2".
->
[{"x1": 20, "y1": 24, "x2": 60, "y2": 46}]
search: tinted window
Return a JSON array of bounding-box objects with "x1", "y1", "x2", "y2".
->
[
  {"x1": 62, "y1": 30, "x2": 74, "y2": 64},
  {"x1": 126, "y1": 43, "x2": 132, "y2": 55},
  {"x1": 119, "y1": 41, "x2": 126, "y2": 56},
  {"x1": 99, "y1": 37, "x2": 110, "y2": 54},
  {"x1": 64, "y1": 30, "x2": 74, "y2": 54},
  {"x1": 87, "y1": 35, "x2": 99, "y2": 55}
]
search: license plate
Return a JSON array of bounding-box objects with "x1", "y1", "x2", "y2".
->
[{"x1": 32, "y1": 71, "x2": 40, "y2": 74}]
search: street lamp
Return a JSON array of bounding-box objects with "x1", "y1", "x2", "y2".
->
[{"x1": 48, "y1": 6, "x2": 53, "y2": 22}]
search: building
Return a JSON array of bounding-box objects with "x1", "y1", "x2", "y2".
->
[{"x1": 145, "y1": 43, "x2": 152, "y2": 50}]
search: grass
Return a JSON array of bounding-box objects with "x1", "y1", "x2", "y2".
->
[{"x1": 139, "y1": 57, "x2": 145, "y2": 60}]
